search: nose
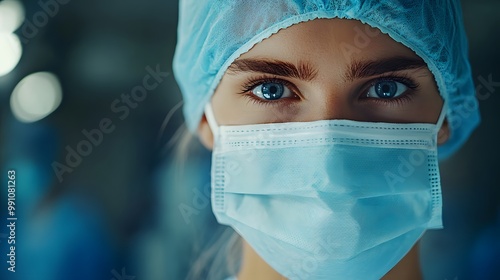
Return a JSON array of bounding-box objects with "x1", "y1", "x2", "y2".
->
[{"x1": 301, "y1": 90, "x2": 358, "y2": 122}]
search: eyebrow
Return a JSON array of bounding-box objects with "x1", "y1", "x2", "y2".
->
[
  {"x1": 345, "y1": 56, "x2": 427, "y2": 81},
  {"x1": 227, "y1": 56, "x2": 427, "y2": 82},
  {"x1": 227, "y1": 58, "x2": 318, "y2": 81}
]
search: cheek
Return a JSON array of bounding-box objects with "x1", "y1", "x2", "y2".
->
[
  {"x1": 407, "y1": 100, "x2": 443, "y2": 124},
  {"x1": 418, "y1": 79, "x2": 444, "y2": 123},
  {"x1": 405, "y1": 91, "x2": 443, "y2": 124}
]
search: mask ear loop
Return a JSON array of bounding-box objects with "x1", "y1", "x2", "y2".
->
[
  {"x1": 436, "y1": 100, "x2": 448, "y2": 130},
  {"x1": 433, "y1": 100, "x2": 448, "y2": 148},
  {"x1": 204, "y1": 102, "x2": 219, "y2": 141}
]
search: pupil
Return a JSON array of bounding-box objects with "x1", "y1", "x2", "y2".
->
[
  {"x1": 262, "y1": 83, "x2": 284, "y2": 100},
  {"x1": 382, "y1": 84, "x2": 390, "y2": 93}
]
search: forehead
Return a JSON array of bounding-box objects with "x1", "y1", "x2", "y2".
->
[{"x1": 237, "y1": 18, "x2": 420, "y2": 64}]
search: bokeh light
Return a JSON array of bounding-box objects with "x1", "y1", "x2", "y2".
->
[
  {"x1": 0, "y1": 0, "x2": 25, "y2": 33},
  {"x1": 10, "y1": 72, "x2": 63, "y2": 123},
  {"x1": 0, "y1": 33, "x2": 22, "y2": 76}
]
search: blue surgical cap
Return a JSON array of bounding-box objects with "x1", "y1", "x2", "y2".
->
[{"x1": 173, "y1": 0, "x2": 480, "y2": 159}]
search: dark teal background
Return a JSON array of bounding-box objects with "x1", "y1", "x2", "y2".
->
[{"x1": 0, "y1": 0, "x2": 498, "y2": 279}]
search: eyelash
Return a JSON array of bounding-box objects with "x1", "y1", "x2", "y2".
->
[
  {"x1": 237, "y1": 74, "x2": 420, "y2": 106},
  {"x1": 362, "y1": 73, "x2": 419, "y2": 106},
  {"x1": 238, "y1": 75, "x2": 299, "y2": 107}
]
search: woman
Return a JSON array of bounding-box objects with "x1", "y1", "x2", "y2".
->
[{"x1": 173, "y1": 1, "x2": 480, "y2": 279}]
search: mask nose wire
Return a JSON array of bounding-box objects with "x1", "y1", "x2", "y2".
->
[{"x1": 204, "y1": 102, "x2": 219, "y2": 140}]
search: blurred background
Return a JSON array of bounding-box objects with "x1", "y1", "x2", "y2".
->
[{"x1": 0, "y1": 0, "x2": 498, "y2": 279}]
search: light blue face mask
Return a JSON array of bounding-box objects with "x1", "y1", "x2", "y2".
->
[{"x1": 205, "y1": 103, "x2": 447, "y2": 280}]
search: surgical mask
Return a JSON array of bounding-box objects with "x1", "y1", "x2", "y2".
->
[{"x1": 205, "y1": 103, "x2": 447, "y2": 280}]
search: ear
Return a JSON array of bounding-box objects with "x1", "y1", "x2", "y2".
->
[
  {"x1": 437, "y1": 118, "x2": 450, "y2": 146},
  {"x1": 197, "y1": 114, "x2": 214, "y2": 150}
]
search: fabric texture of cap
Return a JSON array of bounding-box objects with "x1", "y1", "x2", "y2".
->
[{"x1": 172, "y1": 0, "x2": 480, "y2": 159}]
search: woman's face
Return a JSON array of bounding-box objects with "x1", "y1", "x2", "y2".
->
[{"x1": 199, "y1": 18, "x2": 449, "y2": 148}]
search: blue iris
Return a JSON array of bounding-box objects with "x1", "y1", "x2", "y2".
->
[
  {"x1": 374, "y1": 81, "x2": 398, "y2": 98},
  {"x1": 261, "y1": 82, "x2": 284, "y2": 100}
]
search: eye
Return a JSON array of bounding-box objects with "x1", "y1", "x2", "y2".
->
[
  {"x1": 252, "y1": 82, "x2": 294, "y2": 100},
  {"x1": 366, "y1": 80, "x2": 408, "y2": 99}
]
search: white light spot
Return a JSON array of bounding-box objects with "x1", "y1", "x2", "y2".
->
[
  {"x1": 0, "y1": 0, "x2": 25, "y2": 33},
  {"x1": 10, "y1": 72, "x2": 63, "y2": 123},
  {"x1": 0, "y1": 33, "x2": 22, "y2": 76}
]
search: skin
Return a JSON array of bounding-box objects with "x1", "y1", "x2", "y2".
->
[{"x1": 197, "y1": 18, "x2": 450, "y2": 280}]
